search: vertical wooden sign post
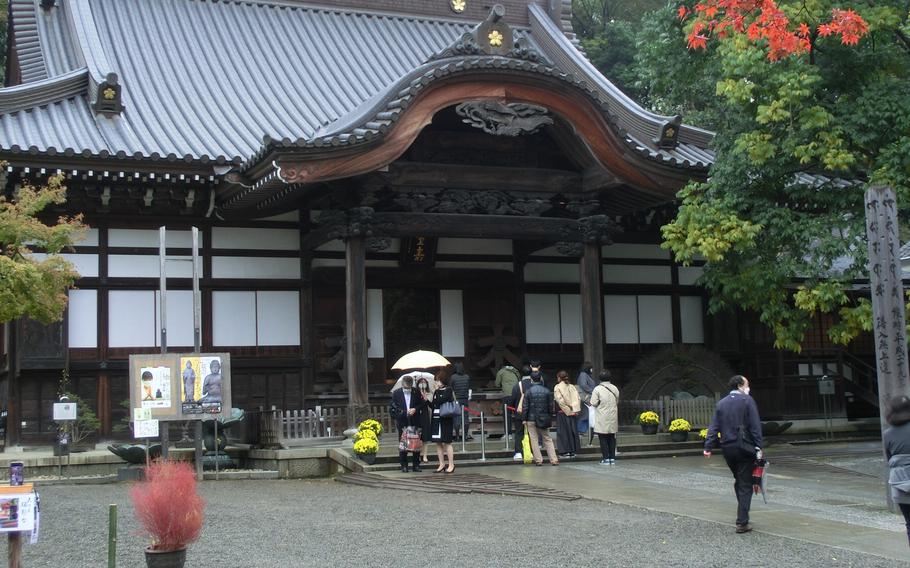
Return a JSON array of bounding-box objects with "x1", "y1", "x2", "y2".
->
[
  {"x1": 864, "y1": 185, "x2": 910, "y2": 507},
  {"x1": 864, "y1": 186, "x2": 910, "y2": 416}
]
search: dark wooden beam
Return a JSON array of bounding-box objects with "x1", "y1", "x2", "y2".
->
[
  {"x1": 374, "y1": 212, "x2": 581, "y2": 241},
  {"x1": 580, "y1": 243, "x2": 604, "y2": 376},
  {"x1": 388, "y1": 162, "x2": 582, "y2": 192}
]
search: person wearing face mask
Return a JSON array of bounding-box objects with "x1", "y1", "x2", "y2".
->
[
  {"x1": 415, "y1": 377, "x2": 433, "y2": 463},
  {"x1": 704, "y1": 375, "x2": 763, "y2": 534},
  {"x1": 391, "y1": 376, "x2": 424, "y2": 473}
]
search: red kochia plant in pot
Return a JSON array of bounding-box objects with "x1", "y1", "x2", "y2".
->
[{"x1": 131, "y1": 460, "x2": 204, "y2": 568}]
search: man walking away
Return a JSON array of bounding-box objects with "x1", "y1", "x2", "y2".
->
[
  {"x1": 704, "y1": 375, "x2": 763, "y2": 534},
  {"x1": 521, "y1": 371, "x2": 559, "y2": 466},
  {"x1": 450, "y1": 362, "x2": 472, "y2": 440}
]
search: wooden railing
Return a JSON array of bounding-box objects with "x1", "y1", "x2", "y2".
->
[
  {"x1": 619, "y1": 394, "x2": 720, "y2": 430},
  {"x1": 251, "y1": 404, "x2": 397, "y2": 447}
]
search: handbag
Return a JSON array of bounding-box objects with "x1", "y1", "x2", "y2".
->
[
  {"x1": 521, "y1": 430, "x2": 533, "y2": 464},
  {"x1": 516, "y1": 381, "x2": 526, "y2": 414},
  {"x1": 439, "y1": 401, "x2": 460, "y2": 418},
  {"x1": 399, "y1": 426, "x2": 423, "y2": 452},
  {"x1": 737, "y1": 402, "x2": 757, "y2": 455}
]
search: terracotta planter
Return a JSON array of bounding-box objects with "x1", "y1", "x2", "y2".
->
[
  {"x1": 670, "y1": 431, "x2": 688, "y2": 442},
  {"x1": 356, "y1": 452, "x2": 377, "y2": 465},
  {"x1": 145, "y1": 547, "x2": 186, "y2": 568},
  {"x1": 640, "y1": 423, "x2": 658, "y2": 435}
]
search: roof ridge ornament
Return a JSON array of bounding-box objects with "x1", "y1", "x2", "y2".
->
[
  {"x1": 654, "y1": 116, "x2": 682, "y2": 149},
  {"x1": 92, "y1": 72, "x2": 124, "y2": 117},
  {"x1": 428, "y1": 4, "x2": 551, "y2": 65}
]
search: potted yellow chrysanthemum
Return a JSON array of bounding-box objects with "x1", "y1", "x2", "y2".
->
[
  {"x1": 637, "y1": 411, "x2": 659, "y2": 435},
  {"x1": 668, "y1": 418, "x2": 691, "y2": 442}
]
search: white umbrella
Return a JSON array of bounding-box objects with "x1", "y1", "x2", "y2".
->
[{"x1": 390, "y1": 350, "x2": 451, "y2": 371}]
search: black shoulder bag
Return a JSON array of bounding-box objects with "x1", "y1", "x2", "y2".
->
[{"x1": 736, "y1": 400, "x2": 757, "y2": 455}]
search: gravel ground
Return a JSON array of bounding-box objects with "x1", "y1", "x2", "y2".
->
[{"x1": 1, "y1": 479, "x2": 905, "y2": 568}]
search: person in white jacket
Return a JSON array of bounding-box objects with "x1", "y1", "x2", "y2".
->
[{"x1": 589, "y1": 370, "x2": 619, "y2": 465}]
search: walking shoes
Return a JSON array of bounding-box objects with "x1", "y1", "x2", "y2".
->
[{"x1": 735, "y1": 524, "x2": 753, "y2": 534}]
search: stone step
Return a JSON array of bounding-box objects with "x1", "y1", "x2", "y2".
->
[
  {"x1": 361, "y1": 446, "x2": 705, "y2": 472},
  {"x1": 364, "y1": 436, "x2": 703, "y2": 465}
]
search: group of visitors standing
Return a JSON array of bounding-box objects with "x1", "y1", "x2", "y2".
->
[
  {"x1": 499, "y1": 360, "x2": 620, "y2": 466},
  {"x1": 391, "y1": 369, "x2": 460, "y2": 474}
]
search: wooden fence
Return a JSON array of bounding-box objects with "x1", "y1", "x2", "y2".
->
[
  {"x1": 253, "y1": 405, "x2": 397, "y2": 447},
  {"x1": 619, "y1": 394, "x2": 720, "y2": 430}
]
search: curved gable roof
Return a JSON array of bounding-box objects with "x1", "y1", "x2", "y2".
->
[{"x1": 0, "y1": 0, "x2": 714, "y2": 172}]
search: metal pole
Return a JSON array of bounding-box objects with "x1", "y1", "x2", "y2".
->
[
  {"x1": 191, "y1": 227, "x2": 201, "y2": 353},
  {"x1": 214, "y1": 418, "x2": 219, "y2": 480},
  {"x1": 460, "y1": 409, "x2": 466, "y2": 453},
  {"x1": 159, "y1": 226, "x2": 167, "y2": 355},
  {"x1": 192, "y1": 227, "x2": 203, "y2": 480},
  {"x1": 107, "y1": 504, "x2": 117, "y2": 568},
  {"x1": 194, "y1": 421, "x2": 203, "y2": 482},
  {"x1": 159, "y1": 226, "x2": 169, "y2": 461},
  {"x1": 503, "y1": 403, "x2": 510, "y2": 450},
  {"x1": 479, "y1": 412, "x2": 486, "y2": 461}
]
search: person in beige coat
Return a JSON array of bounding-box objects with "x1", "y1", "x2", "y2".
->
[
  {"x1": 553, "y1": 370, "x2": 582, "y2": 457},
  {"x1": 590, "y1": 369, "x2": 620, "y2": 465}
]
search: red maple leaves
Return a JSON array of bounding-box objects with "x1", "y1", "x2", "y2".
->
[{"x1": 681, "y1": 1, "x2": 869, "y2": 60}]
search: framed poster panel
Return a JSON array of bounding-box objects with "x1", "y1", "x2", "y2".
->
[
  {"x1": 129, "y1": 353, "x2": 231, "y2": 421},
  {"x1": 129, "y1": 354, "x2": 180, "y2": 421},
  {"x1": 177, "y1": 353, "x2": 231, "y2": 419}
]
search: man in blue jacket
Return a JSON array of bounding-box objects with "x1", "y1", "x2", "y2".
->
[{"x1": 704, "y1": 375, "x2": 763, "y2": 534}]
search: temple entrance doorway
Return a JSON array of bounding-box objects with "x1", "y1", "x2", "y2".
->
[{"x1": 383, "y1": 288, "x2": 441, "y2": 369}]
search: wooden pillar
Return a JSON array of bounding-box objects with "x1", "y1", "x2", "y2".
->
[
  {"x1": 300, "y1": 254, "x2": 313, "y2": 410},
  {"x1": 345, "y1": 236, "x2": 369, "y2": 422},
  {"x1": 97, "y1": 372, "x2": 111, "y2": 436},
  {"x1": 512, "y1": 240, "x2": 527, "y2": 359},
  {"x1": 580, "y1": 243, "x2": 604, "y2": 376}
]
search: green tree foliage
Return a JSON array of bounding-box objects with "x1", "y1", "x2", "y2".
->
[
  {"x1": 572, "y1": 0, "x2": 665, "y2": 38},
  {"x1": 0, "y1": 0, "x2": 7, "y2": 80},
  {"x1": 656, "y1": 2, "x2": 910, "y2": 351},
  {"x1": 0, "y1": 172, "x2": 85, "y2": 323}
]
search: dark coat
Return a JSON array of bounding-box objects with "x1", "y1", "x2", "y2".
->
[
  {"x1": 510, "y1": 377, "x2": 534, "y2": 408},
  {"x1": 391, "y1": 388, "x2": 425, "y2": 431},
  {"x1": 450, "y1": 372, "x2": 471, "y2": 404},
  {"x1": 521, "y1": 382, "x2": 554, "y2": 429},
  {"x1": 705, "y1": 391, "x2": 763, "y2": 452}
]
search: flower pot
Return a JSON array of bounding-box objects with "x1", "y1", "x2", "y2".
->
[
  {"x1": 356, "y1": 452, "x2": 377, "y2": 465},
  {"x1": 145, "y1": 547, "x2": 186, "y2": 568},
  {"x1": 670, "y1": 431, "x2": 688, "y2": 442},
  {"x1": 640, "y1": 423, "x2": 658, "y2": 435}
]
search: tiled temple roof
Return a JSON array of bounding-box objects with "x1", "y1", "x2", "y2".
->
[{"x1": 0, "y1": 0, "x2": 718, "y2": 174}]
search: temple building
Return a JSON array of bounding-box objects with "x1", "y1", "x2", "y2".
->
[{"x1": 0, "y1": 0, "x2": 876, "y2": 444}]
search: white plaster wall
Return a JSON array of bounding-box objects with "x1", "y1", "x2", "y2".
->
[
  {"x1": 68, "y1": 289, "x2": 97, "y2": 348},
  {"x1": 680, "y1": 296, "x2": 705, "y2": 343},
  {"x1": 212, "y1": 227, "x2": 299, "y2": 250}
]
